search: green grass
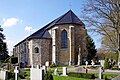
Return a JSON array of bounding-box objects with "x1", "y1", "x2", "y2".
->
[
  {"x1": 24, "y1": 69, "x2": 30, "y2": 79},
  {"x1": 8, "y1": 66, "x2": 119, "y2": 80},
  {"x1": 53, "y1": 75, "x2": 92, "y2": 80},
  {"x1": 49, "y1": 66, "x2": 72, "y2": 70},
  {"x1": 92, "y1": 72, "x2": 118, "y2": 79},
  {"x1": 48, "y1": 66, "x2": 72, "y2": 74},
  {"x1": 49, "y1": 66, "x2": 118, "y2": 80},
  {"x1": 102, "y1": 73, "x2": 118, "y2": 79},
  {"x1": 53, "y1": 73, "x2": 118, "y2": 80}
]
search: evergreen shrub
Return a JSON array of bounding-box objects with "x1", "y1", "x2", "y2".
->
[
  {"x1": 50, "y1": 63, "x2": 56, "y2": 68},
  {"x1": 44, "y1": 72, "x2": 53, "y2": 80}
]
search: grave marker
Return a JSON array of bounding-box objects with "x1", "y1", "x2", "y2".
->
[
  {"x1": 45, "y1": 61, "x2": 49, "y2": 67},
  {"x1": 61, "y1": 67, "x2": 68, "y2": 76},
  {"x1": 91, "y1": 60, "x2": 95, "y2": 66},
  {"x1": 42, "y1": 65, "x2": 46, "y2": 73},
  {"x1": 30, "y1": 65, "x2": 44, "y2": 80},
  {"x1": 99, "y1": 67, "x2": 102, "y2": 80},
  {"x1": 54, "y1": 68, "x2": 59, "y2": 76},
  {"x1": 99, "y1": 60, "x2": 105, "y2": 67},
  {"x1": 0, "y1": 70, "x2": 7, "y2": 80},
  {"x1": 118, "y1": 62, "x2": 120, "y2": 68},
  {"x1": 85, "y1": 61, "x2": 88, "y2": 67},
  {"x1": 14, "y1": 66, "x2": 19, "y2": 80}
]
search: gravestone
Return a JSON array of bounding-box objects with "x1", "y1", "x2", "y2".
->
[
  {"x1": 54, "y1": 68, "x2": 59, "y2": 76},
  {"x1": 85, "y1": 61, "x2": 88, "y2": 67},
  {"x1": 76, "y1": 66, "x2": 84, "y2": 73},
  {"x1": 30, "y1": 65, "x2": 44, "y2": 80},
  {"x1": 61, "y1": 67, "x2": 68, "y2": 76},
  {"x1": 118, "y1": 62, "x2": 120, "y2": 68},
  {"x1": 31, "y1": 65, "x2": 34, "y2": 68},
  {"x1": 85, "y1": 61, "x2": 88, "y2": 73},
  {"x1": 77, "y1": 48, "x2": 81, "y2": 65},
  {"x1": 45, "y1": 61, "x2": 49, "y2": 67},
  {"x1": 7, "y1": 63, "x2": 12, "y2": 70},
  {"x1": 45, "y1": 61, "x2": 49, "y2": 72},
  {"x1": 42, "y1": 65, "x2": 46, "y2": 73},
  {"x1": 99, "y1": 60, "x2": 105, "y2": 67},
  {"x1": 37, "y1": 65, "x2": 40, "y2": 69},
  {"x1": 91, "y1": 60, "x2": 95, "y2": 66},
  {"x1": 14, "y1": 66, "x2": 19, "y2": 80},
  {"x1": 99, "y1": 67, "x2": 102, "y2": 79},
  {"x1": 0, "y1": 70, "x2": 7, "y2": 80}
]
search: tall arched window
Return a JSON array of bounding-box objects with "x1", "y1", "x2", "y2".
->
[
  {"x1": 35, "y1": 47, "x2": 39, "y2": 53},
  {"x1": 61, "y1": 30, "x2": 68, "y2": 48}
]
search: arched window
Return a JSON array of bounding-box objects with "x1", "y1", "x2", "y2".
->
[
  {"x1": 61, "y1": 30, "x2": 68, "y2": 48},
  {"x1": 35, "y1": 47, "x2": 39, "y2": 53}
]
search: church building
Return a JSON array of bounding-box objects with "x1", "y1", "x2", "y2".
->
[{"x1": 13, "y1": 10, "x2": 88, "y2": 66}]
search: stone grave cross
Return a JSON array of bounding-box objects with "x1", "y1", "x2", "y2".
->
[
  {"x1": 14, "y1": 66, "x2": 19, "y2": 80},
  {"x1": 99, "y1": 67, "x2": 102, "y2": 79},
  {"x1": 85, "y1": 61, "x2": 88, "y2": 73}
]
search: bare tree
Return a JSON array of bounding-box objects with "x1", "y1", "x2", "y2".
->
[{"x1": 82, "y1": 0, "x2": 120, "y2": 52}]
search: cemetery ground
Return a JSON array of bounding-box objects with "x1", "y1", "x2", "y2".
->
[
  {"x1": 50, "y1": 66, "x2": 119, "y2": 80},
  {"x1": 0, "y1": 60, "x2": 120, "y2": 80},
  {"x1": 3, "y1": 65, "x2": 119, "y2": 80}
]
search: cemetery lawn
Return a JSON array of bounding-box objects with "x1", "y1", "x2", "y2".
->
[
  {"x1": 53, "y1": 75, "x2": 91, "y2": 80},
  {"x1": 49, "y1": 66, "x2": 72, "y2": 73},
  {"x1": 96, "y1": 73, "x2": 118, "y2": 79},
  {"x1": 17, "y1": 68, "x2": 118, "y2": 80},
  {"x1": 53, "y1": 73, "x2": 118, "y2": 80}
]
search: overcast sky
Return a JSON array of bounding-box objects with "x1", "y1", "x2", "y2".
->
[{"x1": 0, "y1": 0, "x2": 101, "y2": 54}]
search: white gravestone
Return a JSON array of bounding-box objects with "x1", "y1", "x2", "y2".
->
[
  {"x1": 118, "y1": 62, "x2": 120, "y2": 68},
  {"x1": 0, "y1": 70, "x2": 7, "y2": 80},
  {"x1": 99, "y1": 67, "x2": 102, "y2": 79},
  {"x1": 54, "y1": 68, "x2": 59, "y2": 76},
  {"x1": 30, "y1": 65, "x2": 44, "y2": 80},
  {"x1": 85, "y1": 61, "x2": 88, "y2": 73},
  {"x1": 77, "y1": 48, "x2": 81, "y2": 65},
  {"x1": 99, "y1": 60, "x2": 105, "y2": 67},
  {"x1": 61, "y1": 67, "x2": 68, "y2": 76},
  {"x1": 42, "y1": 65, "x2": 46, "y2": 73},
  {"x1": 45, "y1": 61, "x2": 49, "y2": 71},
  {"x1": 45, "y1": 61, "x2": 49, "y2": 67},
  {"x1": 91, "y1": 60, "x2": 95, "y2": 66},
  {"x1": 37, "y1": 65, "x2": 40, "y2": 69},
  {"x1": 31, "y1": 65, "x2": 34, "y2": 68},
  {"x1": 85, "y1": 61, "x2": 88, "y2": 67},
  {"x1": 14, "y1": 66, "x2": 19, "y2": 80}
]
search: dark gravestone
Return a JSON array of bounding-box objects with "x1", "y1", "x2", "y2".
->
[{"x1": 11, "y1": 57, "x2": 18, "y2": 64}]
